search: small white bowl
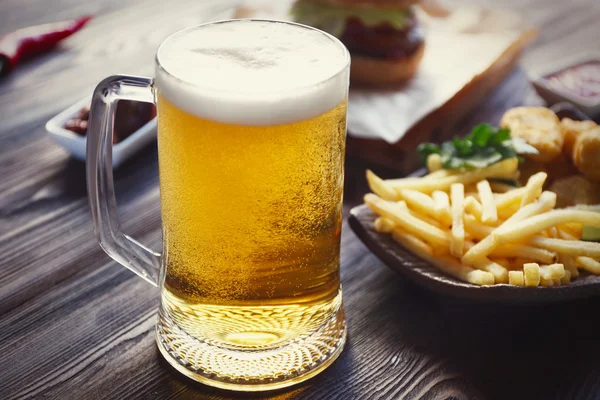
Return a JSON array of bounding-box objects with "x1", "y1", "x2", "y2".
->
[{"x1": 46, "y1": 95, "x2": 157, "y2": 168}]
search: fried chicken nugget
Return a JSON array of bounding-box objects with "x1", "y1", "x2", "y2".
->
[
  {"x1": 573, "y1": 128, "x2": 600, "y2": 183},
  {"x1": 500, "y1": 107, "x2": 563, "y2": 163},
  {"x1": 560, "y1": 118, "x2": 598, "y2": 160},
  {"x1": 549, "y1": 175, "x2": 600, "y2": 208}
]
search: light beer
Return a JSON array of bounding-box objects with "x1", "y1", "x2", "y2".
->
[
  {"x1": 153, "y1": 20, "x2": 349, "y2": 386},
  {"x1": 158, "y1": 94, "x2": 346, "y2": 345}
]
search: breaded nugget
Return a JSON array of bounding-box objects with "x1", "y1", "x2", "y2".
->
[
  {"x1": 549, "y1": 175, "x2": 600, "y2": 208},
  {"x1": 500, "y1": 107, "x2": 563, "y2": 163},
  {"x1": 573, "y1": 128, "x2": 600, "y2": 183},
  {"x1": 560, "y1": 118, "x2": 597, "y2": 159}
]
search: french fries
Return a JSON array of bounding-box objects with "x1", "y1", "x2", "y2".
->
[
  {"x1": 520, "y1": 172, "x2": 547, "y2": 207},
  {"x1": 464, "y1": 196, "x2": 484, "y2": 222},
  {"x1": 493, "y1": 258, "x2": 511, "y2": 269},
  {"x1": 561, "y1": 270, "x2": 572, "y2": 285},
  {"x1": 364, "y1": 161, "x2": 600, "y2": 288},
  {"x1": 391, "y1": 229, "x2": 433, "y2": 257},
  {"x1": 374, "y1": 217, "x2": 395, "y2": 233},
  {"x1": 424, "y1": 169, "x2": 453, "y2": 179},
  {"x1": 508, "y1": 270, "x2": 525, "y2": 286},
  {"x1": 366, "y1": 170, "x2": 397, "y2": 201},
  {"x1": 489, "y1": 181, "x2": 516, "y2": 193},
  {"x1": 427, "y1": 154, "x2": 443, "y2": 172},
  {"x1": 495, "y1": 187, "x2": 526, "y2": 211},
  {"x1": 529, "y1": 237, "x2": 600, "y2": 259},
  {"x1": 523, "y1": 263, "x2": 541, "y2": 287},
  {"x1": 470, "y1": 257, "x2": 508, "y2": 283},
  {"x1": 539, "y1": 263, "x2": 565, "y2": 280},
  {"x1": 390, "y1": 226, "x2": 494, "y2": 285},
  {"x1": 384, "y1": 158, "x2": 519, "y2": 193},
  {"x1": 576, "y1": 257, "x2": 600, "y2": 274},
  {"x1": 489, "y1": 244, "x2": 557, "y2": 264},
  {"x1": 539, "y1": 278, "x2": 556, "y2": 287},
  {"x1": 432, "y1": 191, "x2": 452, "y2": 226},
  {"x1": 450, "y1": 184, "x2": 465, "y2": 258},
  {"x1": 463, "y1": 214, "x2": 494, "y2": 240},
  {"x1": 364, "y1": 194, "x2": 451, "y2": 247},
  {"x1": 398, "y1": 189, "x2": 438, "y2": 221},
  {"x1": 461, "y1": 192, "x2": 556, "y2": 264},
  {"x1": 495, "y1": 209, "x2": 600, "y2": 245},
  {"x1": 557, "y1": 228, "x2": 577, "y2": 240},
  {"x1": 477, "y1": 180, "x2": 497, "y2": 224},
  {"x1": 559, "y1": 222, "x2": 584, "y2": 238},
  {"x1": 504, "y1": 191, "x2": 557, "y2": 225},
  {"x1": 559, "y1": 254, "x2": 579, "y2": 278},
  {"x1": 401, "y1": 203, "x2": 446, "y2": 229}
]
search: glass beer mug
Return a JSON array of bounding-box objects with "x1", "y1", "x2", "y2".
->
[{"x1": 86, "y1": 19, "x2": 350, "y2": 391}]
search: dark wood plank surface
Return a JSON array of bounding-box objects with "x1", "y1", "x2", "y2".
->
[{"x1": 1, "y1": 1, "x2": 600, "y2": 399}]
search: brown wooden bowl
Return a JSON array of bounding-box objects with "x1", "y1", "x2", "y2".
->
[
  {"x1": 349, "y1": 204, "x2": 600, "y2": 304},
  {"x1": 348, "y1": 102, "x2": 600, "y2": 304}
]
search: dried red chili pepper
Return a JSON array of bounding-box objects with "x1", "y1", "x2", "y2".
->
[{"x1": 0, "y1": 15, "x2": 92, "y2": 77}]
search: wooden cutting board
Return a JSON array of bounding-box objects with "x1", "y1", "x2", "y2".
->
[
  {"x1": 235, "y1": 1, "x2": 538, "y2": 175},
  {"x1": 346, "y1": 33, "x2": 537, "y2": 173}
]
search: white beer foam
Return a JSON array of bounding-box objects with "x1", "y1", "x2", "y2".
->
[{"x1": 156, "y1": 20, "x2": 349, "y2": 126}]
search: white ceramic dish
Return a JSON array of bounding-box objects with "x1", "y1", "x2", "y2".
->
[
  {"x1": 530, "y1": 51, "x2": 600, "y2": 118},
  {"x1": 46, "y1": 95, "x2": 157, "y2": 168}
]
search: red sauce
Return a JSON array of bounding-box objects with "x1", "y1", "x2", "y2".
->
[
  {"x1": 64, "y1": 101, "x2": 156, "y2": 144},
  {"x1": 544, "y1": 60, "x2": 600, "y2": 101}
]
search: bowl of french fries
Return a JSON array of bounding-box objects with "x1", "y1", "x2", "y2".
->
[{"x1": 349, "y1": 105, "x2": 600, "y2": 302}]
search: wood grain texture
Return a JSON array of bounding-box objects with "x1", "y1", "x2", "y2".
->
[{"x1": 1, "y1": 1, "x2": 599, "y2": 399}]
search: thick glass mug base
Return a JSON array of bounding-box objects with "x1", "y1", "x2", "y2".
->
[{"x1": 155, "y1": 291, "x2": 346, "y2": 391}]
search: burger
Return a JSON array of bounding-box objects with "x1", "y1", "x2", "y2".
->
[{"x1": 291, "y1": 0, "x2": 425, "y2": 86}]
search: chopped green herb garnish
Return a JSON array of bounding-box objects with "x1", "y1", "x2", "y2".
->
[{"x1": 417, "y1": 123, "x2": 538, "y2": 170}]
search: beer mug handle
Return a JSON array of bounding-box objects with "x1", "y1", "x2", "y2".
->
[{"x1": 86, "y1": 75, "x2": 161, "y2": 287}]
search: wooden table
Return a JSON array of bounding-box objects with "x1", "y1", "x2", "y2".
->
[{"x1": 1, "y1": 1, "x2": 599, "y2": 399}]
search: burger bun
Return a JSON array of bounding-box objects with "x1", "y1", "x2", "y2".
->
[{"x1": 349, "y1": 42, "x2": 425, "y2": 86}]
